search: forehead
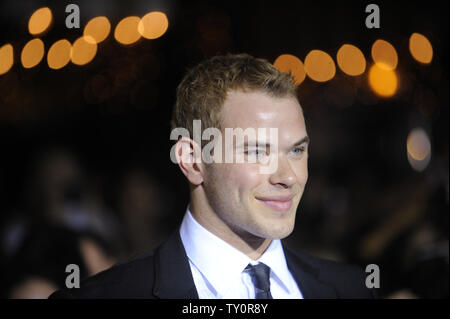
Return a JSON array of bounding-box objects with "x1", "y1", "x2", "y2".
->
[{"x1": 220, "y1": 90, "x2": 306, "y2": 131}]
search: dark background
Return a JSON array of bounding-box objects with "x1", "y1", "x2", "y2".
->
[{"x1": 0, "y1": 0, "x2": 448, "y2": 298}]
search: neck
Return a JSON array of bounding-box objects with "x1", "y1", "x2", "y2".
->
[{"x1": 189, "y1": 188, "x2": 272, "y2": 260}]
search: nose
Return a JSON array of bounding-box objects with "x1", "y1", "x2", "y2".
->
[{"x1": 268, "y1": 154, "x2": 296, "y2": 188}]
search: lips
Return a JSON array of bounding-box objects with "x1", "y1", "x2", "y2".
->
[{"x1": 255, "y1": 194, "x2": 295, "y2": 211}]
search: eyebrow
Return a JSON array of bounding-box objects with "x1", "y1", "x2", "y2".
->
[
  {"x1": 241, "y1": 136, "x2": 310, "y2": 148},
  {"x1": 291, "y1": 136, "x2": 310, "y2": 148}
]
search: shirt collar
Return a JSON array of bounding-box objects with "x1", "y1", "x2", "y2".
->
[
  {"x1": 179, "y1": 205, "x2": 294, "y2": 296},
  {"x1": 257, "y1": 238, "x2": 296, "y2": 294}
]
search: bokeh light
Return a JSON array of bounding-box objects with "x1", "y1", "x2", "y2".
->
[
  {"x1": 371, "y1": 39, "x2": 398, "y2": 70},
  {"x1": 409, "y1": 33, "x2": 433, "y2": 64},
  {"x1": 114, "y1": 16, "x2": 142, "y2": 45},
  {"x1": 407, "y1": 128, "x2": 431, "y2": 172},
  {"x1": 304, "y1": 50, "x2": 336, "y2": 82},
  {"x1": 47, "y1": 39, "x2": 72, "y2": 70},
  {"x1": 336, "y1": 44, "x2": 366, "y2": 76},
  {"x1": 84, "y1": 16, "x2": 111, "y2": 44},
  {"x1": 138, "y1": 11, "x2": 169, "y2": 40},
  {"x1": 273, "y1": 54, "x2": 306, "y2": 85},
  {"x1": 21, "y1": 38, "x2": 45, "y2": 68},
  {"x1": 368, "y1": 64, "x2": 398, "y2": 97},
  {"x1": 71, "y1": 36, "x2": 97, "y2": 66},
  {"x1": 0, "y1": 44, "x2": 14, "y2": 75},
  {"x1": 28, "y1": 7, "x2": 53, "y2": 35}
]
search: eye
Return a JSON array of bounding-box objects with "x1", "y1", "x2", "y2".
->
[
  {"x1": 291, "y1": 146, "x2": 306, "y2": 155},
  {"x1": 246, "y1": 149, "x2": 269, "y2": 157},
  {"x1": 248, "y1": 150, "x2": 261, "y2": 156}
]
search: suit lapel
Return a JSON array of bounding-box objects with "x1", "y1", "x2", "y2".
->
[
  {"x1": 284, "y1": 247, "x2": 339, "y2": 298},
  {"x1": 152, "y1": 230, "x2": 199, "y2": 299},
  {"x1": 151, "y1": 229, "x2": 338, "y2": 299}
]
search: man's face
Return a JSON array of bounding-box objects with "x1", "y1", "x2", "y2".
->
[{"x1": 202, "y1": 90, "x2": 309, "y2": 240}]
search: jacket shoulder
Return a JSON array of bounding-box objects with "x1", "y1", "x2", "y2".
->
[
  {"x1": 49, "y1": 250, "x2": 157, "y2": 299},
  {"x1": 285, "y1": 247, "x2": 378, "y2": 298}
]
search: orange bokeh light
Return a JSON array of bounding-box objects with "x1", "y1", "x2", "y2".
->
[
  {"x1": 28, "y1": 7, "x2": 53, "y2": 35},
  {"x1": 371, "y1": 39, "x2": 398, "y2": 70},
  {"x1": 47, "y1": 39, "x2": 72, "y2": 69},
  {"x1": 336, "y1": 44, "x2": 366, "y2": 76},
  {"x1": 71, "y1": 36, "x2": 97, "y2": 65},
  {"x1": 21, "y1": 38, "x2": 45, "y2": 68},
  {"x1": 0, "y1": 44, "x2": 14, "y2": 75},
  {"x1": 409, "y1": 33, "x2": 433, "y2": 64},
  {"x1": 114, "y1": 16, "x2": 142, "y2": 45},
  {"x1": 304, "y1": 50, "x2": 336, "y2": 82},
  {"x1": 84, "y1": 16, "x2": 111, "y2": 44},
  {"x1": 368, "y1": 64, "x2": 398, "y2": 97},
  {"x1": 273, "y1": 54, "x2": 306, "y2": 85},
  {"x1": 138, "y1": 11, "x2": 169, "y2": 40}
]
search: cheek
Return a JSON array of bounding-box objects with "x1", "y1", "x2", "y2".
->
[
  {"x1": 293, "y1": 159, "x2": 309, "y2": 184},
  {"x1": 239, "y1": 162, "x2": 261, "y2": 178},
  {"x1": 225, "y1": 163, "x2": 264, "y2": 196}
]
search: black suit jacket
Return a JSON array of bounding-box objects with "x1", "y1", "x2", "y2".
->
[{"x1": 49, "y1": 229, "x2": 377, "y2": 299}]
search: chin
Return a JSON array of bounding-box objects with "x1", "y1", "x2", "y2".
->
[
  {"x1": 271, "y1": 228, "x2": 294, "y2": 240},
  {"x1": 257, "y1": 222, "x2": 295, "y2": 240}
]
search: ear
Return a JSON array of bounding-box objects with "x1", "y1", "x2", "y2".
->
[{"x1": 174, "y1": 137, "x2": 204, "y2": 185}]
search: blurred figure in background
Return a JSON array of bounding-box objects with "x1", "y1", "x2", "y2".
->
[
  {"x1": 342, "y1": 158, "x2": 449, "y2": 299},
  {"x1": 0, "y1": 146, "x2": 120, "y2": 298},
  {"x1": 0, "y1": 145, "x2": 176, "y2": 298},
  {"x1": 116, "y1": 167, "x2": 175, "y2": 257},
  {"x1": 3, "y1": 224, "x2": 116, "y2": 298},
  {"x1": 23, "y1": 147, "x2": 121, "y2": 243}
]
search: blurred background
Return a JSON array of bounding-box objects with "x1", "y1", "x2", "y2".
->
[{"x1": 0, "y1": 0, "x2": 448, "y2": 299}]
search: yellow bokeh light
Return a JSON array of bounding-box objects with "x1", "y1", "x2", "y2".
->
[
  {"x1": 21, "y1": 38, "x2": 45, "y2": 68},
  {"x1": 84, "y1": 16, "x2": 111, "y2": 44},
  {"x1": 371, "y1": 39, "x2": 398, "y2": 70},
  {"x1": 28, "y1": 7, "x2": 53, "y2": 35},
  {"x1": 71, "y1": 36, "x2": 97, "y2": 65},
  {"x1": 368, "y1": 64, "x2": 398, "y2": 97},
  {"x1": 47, "y1": 39, "x2": 72, "y2": 69},
  {"x1": 409, "y1": 33, "x2": 433, "y2": 64},
  {"x1": 407, "y1": 128, "x2": 431, "y2": 172},
  {"x1": 138, "y1": 11, "x2": 169, "y2": 40},
  {"x1": 336, "y1": 44, "x2": 366, "y2": 76},
  {"x1": 0, "y1": 44, "x2": 14, "y2": 75},
  {"x1": 114, "y1": 16, "x2": 142, "y2": 45},
  {"x1": 407, "y1": 128, "x2": 431, "y2": 161},
  {"x1": 273, "y1": 54, "x2": 306, "y2": 85},
  {"x1": 304, "y1": 50, "x2": 336, "y2": 82}
]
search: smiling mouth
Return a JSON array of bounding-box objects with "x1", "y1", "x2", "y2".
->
[{"x1": 255, "y1": 195, "x2": 295, "y2": 212}]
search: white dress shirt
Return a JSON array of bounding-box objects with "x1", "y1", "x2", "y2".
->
[{"x1": 179, "y1": 207, "x2": 303, "y2": 299}]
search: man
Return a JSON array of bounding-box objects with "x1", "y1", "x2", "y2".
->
[{"x1": 50, "y1": 53, "x2": 376, "y2": 299}]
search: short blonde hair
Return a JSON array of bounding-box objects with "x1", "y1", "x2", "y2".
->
[{"x1": 171, "y1": 53, "x2": 298, "y2": 139}]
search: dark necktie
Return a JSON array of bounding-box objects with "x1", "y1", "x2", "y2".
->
[{"x1": 246, "y1": 262, "x2": 273, "y2": 299}]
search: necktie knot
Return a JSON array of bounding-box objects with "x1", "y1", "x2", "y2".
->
[{"x1": 246, "y1": 262, "x2": 273, "y2": 299}]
